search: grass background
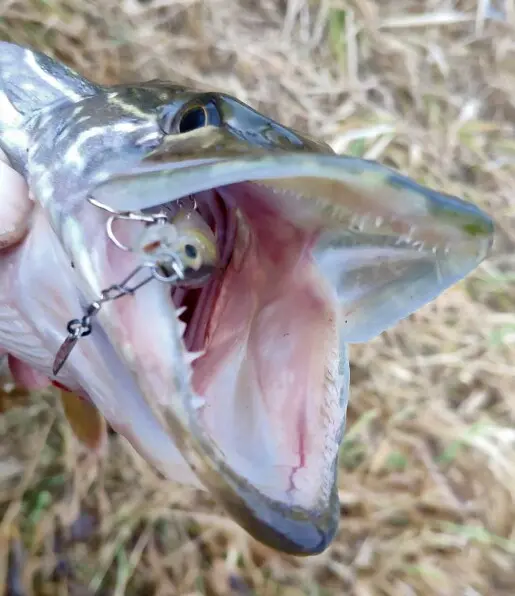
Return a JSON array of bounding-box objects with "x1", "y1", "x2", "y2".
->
[{"x1": 1, "y1": 0, "x2": 514, "y2": 594}]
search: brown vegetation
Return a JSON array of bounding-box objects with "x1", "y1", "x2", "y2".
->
[{"x1": 1, "y1": 1, "x2": 514, "y2": 594}]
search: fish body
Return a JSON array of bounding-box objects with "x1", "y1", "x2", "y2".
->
[{"x1": 0, "y1": 42, "x2": 494, "y2": 555}]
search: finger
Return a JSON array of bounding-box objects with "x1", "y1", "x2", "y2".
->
[
  {"x1": 0, "y1": 148, "x2": 33, "y2": 249},
  {"x1": 8, "y1": 355, "x2": 50, "y2": 390}
]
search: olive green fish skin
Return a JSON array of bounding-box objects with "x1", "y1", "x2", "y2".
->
[{"x1": 386, "y1": 172, "x2": 494, "y2": 238}]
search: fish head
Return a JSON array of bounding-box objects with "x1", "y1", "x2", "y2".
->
[{"x1": 0, "y1": 44, "x2": 494, "y2": 555}]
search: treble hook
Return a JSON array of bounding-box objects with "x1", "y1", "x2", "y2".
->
[
  {"x1": 106, "y1": 211, "x2": 168, "y2": 251},
  {"x1": 53, "y1": 198, "x2": 193, "y2": 376}
]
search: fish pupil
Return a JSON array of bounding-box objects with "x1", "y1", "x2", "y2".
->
[{"x1": 179, "y1": 106, "x2": 207, "y2": 133}]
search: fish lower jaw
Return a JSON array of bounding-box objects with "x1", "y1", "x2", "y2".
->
[{"x1": 73, "y1": 169, "x2": 491, "y2": 555}]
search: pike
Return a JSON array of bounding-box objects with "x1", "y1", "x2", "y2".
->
[{"x1": 0, "y1": 42, "x2": 494, "y2": 555}]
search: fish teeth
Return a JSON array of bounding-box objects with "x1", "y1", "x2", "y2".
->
[
  {"x1": 175, "y1": 306, "x2": 187, "y2": 317},
  {"x1": 184, "y1": 350, "x2": 205, "y2": 364},
  {"x1": 175, "y1": 307, "x2": 188, "y2": 336},
  {"x1": 191, "y1": 396, "x2": 206, "y2": 410},
  {"x1": 178, "y1": 321, "x2": 187, "y2": 337},
  {"x1": 405, "y1": 226, "x2": 416, "y2": 242}
]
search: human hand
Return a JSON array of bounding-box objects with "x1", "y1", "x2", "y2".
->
[{"x1": 0, "y1": 148, "x2": 33, "y2": 249}]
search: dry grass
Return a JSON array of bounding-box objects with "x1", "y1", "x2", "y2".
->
[{"x1": 0, "y1": 0, "x2": 514, "y2": 594}]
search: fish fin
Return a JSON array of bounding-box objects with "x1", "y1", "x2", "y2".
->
[
  {"x1": 314, "y1": 233, "x2": 489, "y2": 344},
  {"x1": 59, "y1": 389, "x2": 107, "y2": 452},
  {"x1": 0, "y1": 41, "x2": 99, "y2": 117}
]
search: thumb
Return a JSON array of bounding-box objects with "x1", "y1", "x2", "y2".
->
[{"x1": 0, "y1": 148, "x2": 33, "y2": 248}]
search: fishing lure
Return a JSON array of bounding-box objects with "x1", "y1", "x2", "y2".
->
[{"x1": 52, "y1": 199, "x2": 218, "y2": 375}]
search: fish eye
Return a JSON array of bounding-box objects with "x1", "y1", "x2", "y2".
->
[
  {"x1": 159, "y1": 98, "x2": 222, "y2": 135},
  {"x1": 176, "y1": 98, "x2": 222, "y2": 134}
]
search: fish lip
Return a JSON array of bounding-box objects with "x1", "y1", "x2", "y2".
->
[
  {"x1": 72, "y1": 126, "x2": 493, "y2": 555},
  {"x1": 212, "y1": 476, "x2": 340, "y2": 556},
  {"x1": 148, "y1": 375, "x2": 344, "y2": 555}
]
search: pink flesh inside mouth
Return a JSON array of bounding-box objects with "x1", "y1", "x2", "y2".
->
[{"x1": 101, "y1": 181, "x2": 344, "y2": 508}]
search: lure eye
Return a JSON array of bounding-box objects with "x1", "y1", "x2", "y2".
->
[
  {"x1": 179, "y1": 237, "x2": 204, "y2": 271},
  {"x1": 137, "y1": 210, "x2": 218, "y2": 287},
  {"x1": 184, "y1": 243, "x2": 198, "y2": 259},
  {"x1": 174, "y1": 211, "x2": 219, "y2": 286}
]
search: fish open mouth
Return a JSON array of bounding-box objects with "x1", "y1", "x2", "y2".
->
[
  {"x1": 0, "y1": 40, "x2": 494, "y2": 556},
  {"x1": 79, "y1": 177, "x2": 345, "y2": 554},
  {"x1": 55, "y1": 126, "x2": 493, "y2": 555}
]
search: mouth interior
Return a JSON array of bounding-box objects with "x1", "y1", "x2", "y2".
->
[
  {"x1": 156, "y1": 182, "x2": 343, "y2": 507},
  {"x1": 72, "y1": 154, "x2": 491, "y2": 555},
  {"x1": 88, "y1": 160, "x2": 489, "y2": 524}
]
